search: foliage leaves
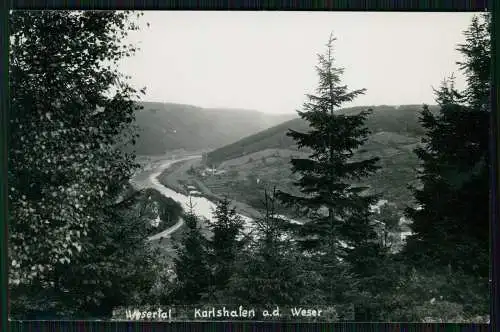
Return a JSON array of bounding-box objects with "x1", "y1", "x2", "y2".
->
[{"x1": 8, "y1": 10, "x2": 156, "y2": 318}]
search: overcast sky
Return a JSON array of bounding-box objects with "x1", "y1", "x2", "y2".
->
[{"x1": 120, "y1": 11, "x2": 477, "y2": 114}]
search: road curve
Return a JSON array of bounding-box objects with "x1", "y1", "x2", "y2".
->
[
  {"x1": 148, "y1": 216, "x2": 185, "y2": 241},
  {"x1": 130, "y1": 155, "x2": 201, "y2": 242}
]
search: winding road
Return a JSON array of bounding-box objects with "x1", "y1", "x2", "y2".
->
[
  {"x1": 130, "y1": 155, "x2": 201, "y2": 242},
  {"x1": 147, "y1": 216, "x2": 185, "y2": 241},
  {"x1": 131, "y1": 153, "x2": 257, "y2": 244}
]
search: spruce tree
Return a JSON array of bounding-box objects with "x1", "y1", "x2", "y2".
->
[
  {"x1": 404, "y1": 14, "x2": 490, "y2": 278},
  {"x1": 276, "y1": 34, "x2": 382, "y2": 283},
  {"x1": 456, "y1": 14, "x2": 491, "y2": 112},
  {"x1": 224, "y1": 188, "x2": 315, "y2": 305},
  {"x1": 171, "y1": 201, "x2": 211, "y2": 304},
  {"x1": 204, "y1": 197, "x2": 244, "y2": 302}
]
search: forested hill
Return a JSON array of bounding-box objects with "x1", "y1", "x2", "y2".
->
[
  {"x1": 206, "y1": 104, "x2": 439, "y2": 165},
  {"x1": 127, "y1": 101, "x2": 296, "y2": 155}
]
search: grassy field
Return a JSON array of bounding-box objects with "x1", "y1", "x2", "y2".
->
[
  {"x1": 199, "y1": 104, "x2": 432, "y2": 212},
  {"x1": 198, "y1": 135, "x2": 420, "y2": 213},
  {"x1": 154, "y1": 144, "x2": 420, "y2": 221}
]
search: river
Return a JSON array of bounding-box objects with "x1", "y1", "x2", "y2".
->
[
  {"x1": 132, "y1": 155, "x2": 412, "y2": 243},
  {"x1": 131, "y1": 156, "x2": 255, "y2": 239}
]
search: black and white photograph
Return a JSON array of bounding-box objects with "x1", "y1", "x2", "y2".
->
[{"x1": 7, "y1": 10, "x2": 491, "y2": 322}]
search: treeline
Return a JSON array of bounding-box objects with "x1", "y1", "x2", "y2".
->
[{"x1": 7, "y1": 11, "x2": 490, "y2": 322}]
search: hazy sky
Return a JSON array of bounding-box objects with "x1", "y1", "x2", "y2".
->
[{"x1": 120, "y1": 11, "x2": 477, "y2": 114}]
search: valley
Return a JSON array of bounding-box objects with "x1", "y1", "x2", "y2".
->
[
  {"x1": 126, "y1": 102, "x2": 297, "y2": 156},
  {"x1": 138, "y1": 104, "x2": 431, "y2": 249},
  {"x1": 131, "y1": 104, "x2": 436, "y2": 216},
  {"x1": 196, "y1": 104, "x2": 435, "y2": 212}
]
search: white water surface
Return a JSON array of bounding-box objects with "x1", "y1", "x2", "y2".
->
[{"x1": 146, "y1": 157, "x2": 255, "y2": 233}]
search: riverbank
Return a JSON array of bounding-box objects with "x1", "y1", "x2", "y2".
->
[{"x1": 157, "y1": 157, "x2": 264, "y2": 220}]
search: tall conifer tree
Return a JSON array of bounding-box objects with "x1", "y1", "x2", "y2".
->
[
  {"x1": 204, "y1": 197, "x2": 244, "y2": 301},
  {"x1": 404, "y1": 14, "x2": 490, "y2": 278},
  {"x1": 277, "y1": 34, "x2": 382, "y2": 312},
  {"x1": 277, "y1": 34, "x2": 381, "y2": 266},
  {"x1": 171, "y1": 201, "x2": 211, "y2": 304},
  {"x1": 224, "y1": 189, "x2": 315, "y2": 305}
]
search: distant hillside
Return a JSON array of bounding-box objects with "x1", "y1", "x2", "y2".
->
[
  {"x1": 206, "y1": 105, "x2": 438, "y2": 165},
  {"x1": 128, "y1": 102, "x2": 296, "y2": 156},
  {"x1": 201, "y1": 105, "x2": 439, "y2": 210}
]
